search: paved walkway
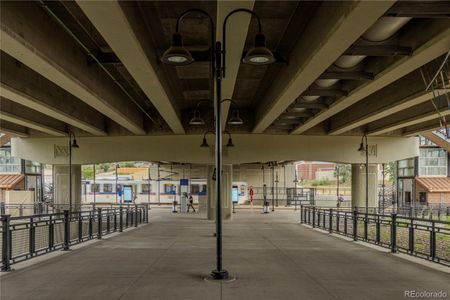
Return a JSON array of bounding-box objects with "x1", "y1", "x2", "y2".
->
[{"x1": 1, "y1": 209, "x2": 449, "y2": 300}]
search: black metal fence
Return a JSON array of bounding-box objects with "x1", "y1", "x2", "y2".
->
[
  {"x1": 300, "y1": 205, "x2": 450, "y2": 267},
  {"x1": 1, "y1": 204, "x2": 149, "y2": 271}
]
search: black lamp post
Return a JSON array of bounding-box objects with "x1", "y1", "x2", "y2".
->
[
  {"x1": 189, "y1": 99, "x2": 244, "y2": 126},
  {"x1": 200, "y1": 130, "x2": 234, "y2": 148},
  {"x1": 358, "y1": 134, "x2": 369, "y2": 214},
  {"x1": 162, "y1": 8, "x2": 274, "y2": 280},
  {"x1": 68, "y1": 131, "x2": 79, "y2": 213}
]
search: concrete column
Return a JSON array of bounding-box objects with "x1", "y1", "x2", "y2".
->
[
  {"x1": 205, "y1": 164, "x2": 232, "y2": 220},
  {"x1": 351, "y1": 164, "x2": 378, "y2": 209},
  {"x1": 53, "y1": 165, "x2": 81, "y2": 211}
]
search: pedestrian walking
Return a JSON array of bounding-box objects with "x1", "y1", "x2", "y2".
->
[{"x1": 187, "y1": 194, "x2": 196, "y2": 212}]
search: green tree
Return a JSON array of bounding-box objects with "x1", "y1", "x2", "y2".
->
[
  {"x1": 385, "y1": 161, "x2": 397, "y2": 184},
  {"x1": 99, "y1": 163, "x2": 110, "y2": 172},
  {"x1": 334, "y1": 164, "x2": 351, "y2": 184},
  {"x1": 82, "y1": 165, "x2": 94, "y2": 179}
]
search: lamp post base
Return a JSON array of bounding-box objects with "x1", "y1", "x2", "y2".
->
[{"x1": 210, "y1": 269, "x2": 229, "y2": 280}]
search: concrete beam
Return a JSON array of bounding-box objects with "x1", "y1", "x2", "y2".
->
[
  {"x1": 12, "y1": 134, "x2": 418, "y2": 165},
  {"x1": 292, "y1": 19, "x2": 450, "y2": 134},
  {"x1": 0, "y1": 2, "x2": 145, "y2": 135},
  {"x1": 0, "y1": 121, "x2": 28, "y2": 138},
  {"x1": 403, "y1": 119, "x2": 445, "y2": 136},
  {"x1": 76, "y1": 1, "x2": 184, "y2": 134},
  {"x1": 421, "y1": 131, "x2": 449, "y2": 152},
  {"x1": 252, "y1": 1, "x2": 395, "y2": 133},
  {"x1": 368, "y1": 107, "x2": 450, "y2": 136},
  {"x1": 1, "y1": 83, "x2": 107, "y2": 136},
  {"x1": 216, "y1": 1, "x2": 254, "y2": 128},
  {"x1": 0, "y1": 110, "x2": 66, "y2": 137},
  {"x1": 330, "y1": 88, "x2": 447, "y2": 135}
]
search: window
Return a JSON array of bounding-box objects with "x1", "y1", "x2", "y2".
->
[
  {"x1": 24, "y1": 160, "x2": 42, "y2": 174},
  {"x1": 141, "y1": 184, "x2": 151, "y2": 194},
  {"x1": 419, "y1": 148, "x2": 447, "y2": 176},
  {"x1": 164, "y1": 184, "x2": 175, "y2": 194},
  {"x1": 190, "y1": 184, "x2": 200, "y2": 194},
  {"x1": 103, "y1": 184, "x2": 113, "y2": 193},
  {"x1": 419, "y1": 192, "x2": 427, "y2": 204},
  {"x1": 398, "y1": 158, "x2": 415, "y2": 177},
  {"x1": 0, "y1": 147, "x2": 21, "y2": 173}
]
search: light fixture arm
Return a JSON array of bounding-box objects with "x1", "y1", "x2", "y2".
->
[
  {"x1": 175, "y1": 9, "x2": 215, "y2": 76},
  {"x1": 220, "y1": 98, "x2": 239, "y2": 108},
  {"x1": 222, "y1": 8, "x2": 262, "y2": 78}
]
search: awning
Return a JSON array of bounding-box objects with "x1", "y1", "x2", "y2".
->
[
  {"x1": 416, "y1": 177, "x2": 450, "y2": 193},
  {"x1": 0, "y1": 174, "x2": 25, "y2": 189}
]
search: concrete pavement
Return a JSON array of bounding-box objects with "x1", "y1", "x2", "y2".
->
[{"x1": 1, "y1": 208, "x2": 449, "y2": 300}]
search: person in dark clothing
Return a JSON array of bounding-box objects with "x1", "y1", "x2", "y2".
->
[{"x1": 187, "y1": 194, "x2": 196, "y2": 212}]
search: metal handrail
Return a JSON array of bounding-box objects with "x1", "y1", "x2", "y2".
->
[
  {"x1": 0, "y1": 204, "x2": 149, "y2": 271},
  {"x1": 300, "y1": 205, "x2": 450, "y2": 267}
]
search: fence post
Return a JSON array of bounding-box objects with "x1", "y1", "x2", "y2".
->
[
  {"x1": 88, "y1": 211, "x2": 93, "y2": 239},
  {"x1": 336, "y1": 210, "x2": 340, "y2": 233},
  {"x1": 329, "y1": 209, "x2": 333, "y2": 233},
  {"x1": 430, "y1": 221, "x2": 436, "y2": 260},
  {"x1": 125, "y1": 208, "x2": 129, "y2": 228},
  {"x1": 63, "y1": 210, "x2": 70, "y2": 251},
  {"x1": 0, "y1": 203, "x2": 5, "y2": 215},
  {"x1": 134, "y1": 205, "x2": 138, "y2": 227},
  {"x1": 344, "y1": 212, "x2": 348, "y2": 235},
  {"x1": 376, "y1": 214, "x2": 380, "y2": 244},
  {"x1": 1, "y1": 215, "x2": 11, "y2": 271},
  {"x1": 390, "y1": 213, "x2": 397, "y2": 253},
  {"x1": 78, "y1": 211, "x2": 82, "y2": 242},
  {"x1": 106, "y1": 209, "x2": 110, "y2": 233},
  {"x1": 97, "y1": 208, "x2": 102, "y2": 239},
  {"x1": 409, "y1": 218, "x2": 414, "y2": 254},
  {"x1": 312, "y1": 207, "x2": 316, "y2": 228},
  {"x1": 29, "y1": 216, "x2": 35, "y2": 257},
  {"x1": 300, "y1": 205, "x2": 303, "y2": 223},
  {"x1": 364, "y1": 213, "x2": 368, "y2": 240},
  {"x1": 114, "y1": 208, "x2": 117, "y2": 231},
  {"x1": 48, "y1": 215, "x2": 54, "y2": 250},
  {"x1": 119, "y1": 206, "x2": 123, "y2": 232},
  {"x1": 317, "y1": 210, "x2": 321, "y2": 228},
  {"x1": 352, "y1": 210, "x2": 358, "y2": 241},
  {"x1": 145, "y1": 204, "x2": 149, "y2": 223}
]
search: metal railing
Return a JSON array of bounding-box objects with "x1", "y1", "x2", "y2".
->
[
  {"x1": 300, "y1": 205, "x2": 450, "y2": 267},
  {"x1": 1, "y1": 204, "x2": 149, "y2": 271}
]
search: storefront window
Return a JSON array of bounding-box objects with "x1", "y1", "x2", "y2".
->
[{"x1": 0, "y1": 147, "x2": 21, "y2": 173}]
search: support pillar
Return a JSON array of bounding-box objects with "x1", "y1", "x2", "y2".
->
[
  {"x1": 206, "y1": 164, "x2": 232, "y2": 220},
  {"x1": 53, "y1": 165, "x2": 82, "y2": 211},
  {"x1": 351, "y1": 164, "x2": 378, "y2": 210}
]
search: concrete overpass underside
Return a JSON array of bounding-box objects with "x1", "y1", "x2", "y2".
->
[{"x1": 0, "y1": 0, "x2": 448, "y2": 165}]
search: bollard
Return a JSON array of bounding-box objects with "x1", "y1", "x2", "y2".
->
[
  {"x1": 119, "y1": 206, "x2": 123, "y2": 232},
  {"x1": 352, "y1": 210, "x2": 358, "y2": 241},
  {"x1": 97, "y1": 208, "x2": 102, "y2": 239},
  {"x1": 390, "y1": 213, "x2": 397, "y2": 253},
  {"x1": 408, "y1": 218, "x2": 414, "y2": 254},
  {"x1": 63, "y1": 210, "x2": 70, "y2": 251},
  {"x1": 1, "y1": 215, "x2": 11, "y2": 271},
  {"x1": 145, "y1": 204, "x2": 149, "y2": 223},
  {"x1": 375, "y1": 215, "x2": 380, "y2": 244}
]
